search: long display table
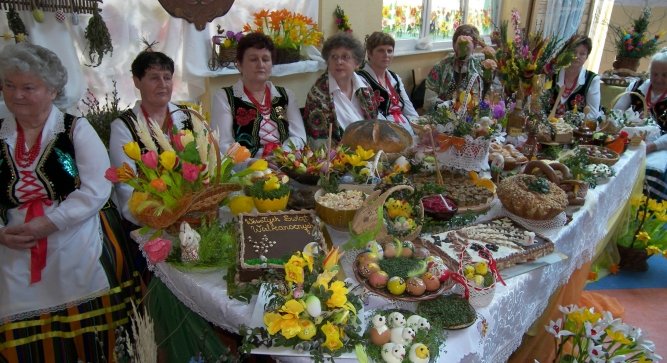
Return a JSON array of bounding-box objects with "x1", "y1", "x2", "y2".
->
[{"x1": 134, "y1": 145, "x2": 646, "y2": 362}]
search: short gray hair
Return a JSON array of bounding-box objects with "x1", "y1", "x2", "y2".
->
[
  {"x1": 0, "y1": 43, "x2": 68, "y2": 102},
  {"x1": 322, "y1": 32, "x2": 365, "y2": 65},
  {"x1": 651, "y1": 47, "x2": 667, "y2": 72}
]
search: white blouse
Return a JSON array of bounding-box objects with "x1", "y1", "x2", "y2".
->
[
  {"x1": 361, "y1": 63, "x2": 419, "y2": 128},
  {"x1": 109, "y1": 101, "x2": 192, "y2": 225},
  {"x1": 210, "y1": 80, "x2": 306, "y2": 156},
  {"x1": 0, "y1": 106, "x2": 111, "y2": 321}
]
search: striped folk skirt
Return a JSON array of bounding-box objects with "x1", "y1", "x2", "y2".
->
[{"x1": 1, "y1": 202, "x2": 143, "y2": 363}]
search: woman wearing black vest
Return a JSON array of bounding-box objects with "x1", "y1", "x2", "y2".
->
[
  {"x1": 357, "y1": 31, "x2": 418, "y2": 135},
  {"x1": 550, "y1": 36, "x2": 601, "y2": 119},
  {"x1": 614, "y1": 49, "x2": 667, "y2": 200},
  {"x1": 0, "y1": 43, "x2": 138, "y2": 362},
  {"x1": 211, "y1": 32, "x2": 306, "y2": 158},
  {"x1": 109, "y1": 51, "x2": 194, "y2": 226}
]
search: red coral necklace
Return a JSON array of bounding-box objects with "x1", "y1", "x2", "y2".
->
[
  {"x1": 15, "y1": 123, "x2": 43, "y2": 168},
  {"x1": 244, "y1": 85, "x2": 272, "y2": 118}
]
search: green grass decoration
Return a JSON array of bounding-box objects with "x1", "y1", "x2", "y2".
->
[
  {"x1": 417, "y1": 294, "x2": 476, "y2": 330},
  {"x1": 378, "y1": 257, "x2": 423, "y2": 279},
  {"x1": 166, "y1": 222, "x2": 236, "y2": 271}
]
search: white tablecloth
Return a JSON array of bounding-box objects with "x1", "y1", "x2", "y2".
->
[{"x1": 134, "y1": 145, "x2": 646, "y2": 362}]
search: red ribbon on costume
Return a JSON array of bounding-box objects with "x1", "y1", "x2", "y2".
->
[
  {"x1": 441, "y1": 269, "x2": 470, "y2": 299},
  {"x1": 385, "y1": 74, "x2": 406, "y2": 125},
  {"x1": 18, "y1": 198, "x2": 53, "y2": 284}
]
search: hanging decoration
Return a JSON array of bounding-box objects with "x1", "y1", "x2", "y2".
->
[
  {"x1": 84, "y1": 2, "x2": 113, "y2": 67},
  {"x1": 334, "y1": 5, "x2": 352, "y2": 33},
  {"x1": 157, "y1": 0, "x2": 235, "y2": 31},
  {"x1": 5, "y1": 7, "x2": 28, "y2": 42},
  {"x1": 0, "y1": 0, "x2": 100, "y2": 14}
]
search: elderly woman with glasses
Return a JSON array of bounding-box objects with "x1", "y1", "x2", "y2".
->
[{"x1": 304, "y1": 32, "x2": 381, "y2": 148}]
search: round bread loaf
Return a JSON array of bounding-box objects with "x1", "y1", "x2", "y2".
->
[
  {"x1": 497, "y1": 174, "x2": 568, "y2": 220},
  {"x1": 341, "y1": 119, "x2": 413, "y2": 153}
]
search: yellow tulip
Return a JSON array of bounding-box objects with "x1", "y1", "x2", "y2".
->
[
  {"x1": 249, "y1": 159, "x2": 268, "y2": 171},
  {"x1": 159, "y1": 150, "x2": 177, "y2": 170},
  {"x1": 123, "y1": 142, "x2": 141, "y2": 161}
]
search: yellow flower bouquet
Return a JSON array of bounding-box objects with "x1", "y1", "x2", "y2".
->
[
  {"x1": 616, "y1": 193, "x2": 667, "y2": 271},
  {"x1": 240, "y1": 247, "x2": 364, "y2": 362},
  {"x1": 243, "y1": 9, "x2": 323, "y2": 64},
  {"x1": 105, "y1": 111, "x2": 248, "y2": 229}
]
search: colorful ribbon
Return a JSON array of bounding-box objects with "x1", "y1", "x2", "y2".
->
[{"x1": 19, "y1": 198, "x2": 53, "y2": 284}]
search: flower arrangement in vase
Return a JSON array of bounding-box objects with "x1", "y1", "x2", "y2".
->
[
  {"x1": 546, "y1": 304, "x2": 661, "y2": 362},
  {"x1": 494, "y1": 9, "x2": 575, "y2": 99},
  {"x1": 243, "y1": 9, "x2": 323, "y2": 64},
  {"x1": 241, "y1": 247, "x2": 364, "y2": 362},
  {"x1": 609, "y1": 7, "x2": 665, "y2": 71},
  {"x1": 105, "y1": 112, "x2": 246, "y2": 230},
  {"x1": 616, "y1": 191, "x2": 667, "y2": 271}
]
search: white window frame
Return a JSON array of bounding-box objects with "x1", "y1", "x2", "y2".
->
[{"x1": 390, "y1": 0, "x2": 502, "y2": 55}]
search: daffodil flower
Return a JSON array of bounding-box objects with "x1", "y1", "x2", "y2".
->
[
  {"x1": 321, "y1": 322, "x2": 344, "y2": 351},
  {"x1": 263, "y1": 312, "x2": 283, "y2": 335},
  {"x1": 354, "y1": 145, "x2": 375, "y2": 161},
  {"x1": 326, "y1": 280, "x2": 348, "y2": 308},
  {"x1": 636, "y1": 231, "x2": 651, "y2": 242}
]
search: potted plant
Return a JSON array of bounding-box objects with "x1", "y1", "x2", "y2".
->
[
  {"x1": 616, "y1": 192, "x2": 667, "y2": 271},
  {"x1": 243, "y1": 9, "x2": 323, "y2": 64},
  {"x1": 247, "y1": 174, "x2": 291, "y2": 212},
  {"x1": 609, "y1": 7, "x2": 665, "y2": 72}
]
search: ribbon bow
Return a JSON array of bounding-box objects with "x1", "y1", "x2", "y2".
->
[{"x1": 18, "y1": 198, "x2": 53, "y2": 284}]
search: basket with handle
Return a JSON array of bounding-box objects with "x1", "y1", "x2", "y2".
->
[
  {"x1": 451, "y1": 240, "x2": 505, "y2": 308},
  {"x1": 135, "y1": 108, "x2": 242, "y2": 231},
  {"x1": 350, "y1": 184, "x2": 423, "y2": 243},
  {"x1": 609, "y1": 91, "x2": 649, "y2": 120}
]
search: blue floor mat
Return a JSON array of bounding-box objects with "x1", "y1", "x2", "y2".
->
[{"x1": 586, "y1": 255, "x2": 667, "y2": 290}]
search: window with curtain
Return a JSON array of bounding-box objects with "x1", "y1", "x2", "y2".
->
[{"x1": 382, "y1": 0, "x2": 499, "y2": 52}]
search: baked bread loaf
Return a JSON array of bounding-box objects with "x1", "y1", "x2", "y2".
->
[
  {"x1": 341, "y1": 119, "x2": 413, "y2": 153},
  {"x1": 497, "y1": 174, "x2": 568, "y2": 220}
]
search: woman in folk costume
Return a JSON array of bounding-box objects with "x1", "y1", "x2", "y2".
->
[
  {"x1": 109, "y1": 50, "x2": 194, "y2": 227},
  {"x1": 615, "y1": 49, "x2": 667, "y2": 200},
  {"x1": 304, "y1": 32, "x2": 382, "y2": 148},
  {"x1": 0, "y1": 43, "x2": 139, "y2": 362},
  {"x1": 550, "y1": 35, "x2": 601, "y2": 119},
  {"x1": 357, "y1": 31, "x2": 419, "y2": 135},
  {"x1": 211, "y1": 32, "x2": 306, "y2": 158}
]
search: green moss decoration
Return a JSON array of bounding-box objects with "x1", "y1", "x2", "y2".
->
[
  {"x1": 84, "y1": 5, "x2": 113, "y2": 67},
  {"x1": 417, "y1": 294, "x2": 476, "y2": 330}
]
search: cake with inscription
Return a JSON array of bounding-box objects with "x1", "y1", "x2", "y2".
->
[
  {"x1": 421, "y1": 218, "x2": 555, "y2": 270},
  {"x1": 237, "y1": 210, "x2": 327, "y2": 282}
]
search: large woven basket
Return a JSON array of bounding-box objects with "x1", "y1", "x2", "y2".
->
[
  {"x1": 218, "y1": 47, "x2": 237, "y2": 66},
  {"x1": 135, "y1": 108, "x2": 242, "y2": 231},
  {"x1": 610, "y1": 91, "x2": 649, "y2": 119}
]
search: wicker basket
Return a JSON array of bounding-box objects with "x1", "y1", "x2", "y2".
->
[
  {"x1": 578, "y1": 145, "x2": 620, "y2": 166},
  {"x1": 610, "y1": 91, "x2": 648, "y2": 119},
  {"x1": 218, "y1": 47, "x2": 237, "y2": 66},
  {"x1": 275, "y1": 47, "x2": 301, "y2": 64},
  {"x1": 453, "y1": 277, "x2": 496, "y2": 308},
  {"x1": 350, "y1": 184, "x2": 423, "y2": 243},
  {"x1": 314, "y1": 187, "x2": 366, "y2": 231}
]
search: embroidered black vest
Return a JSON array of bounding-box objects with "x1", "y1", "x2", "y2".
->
[
  {"x1": 630, "y1": 80, "x2": 667, "y2": 133},
  {"x1": 117, "y1": 104, "x2": 194, "y2": 153},
  {"x1": 357, "y1": 69, "x2": 404, "y2": 117},
  {"x1": 0, "y1": 114, "x2": 80, "y2": 223},
  {"x1": 551, "y1": 70, "x2": 598, "y2": 113},
  {"x1": 223, "y1": 86, "x2": 290, "y2": 157}
]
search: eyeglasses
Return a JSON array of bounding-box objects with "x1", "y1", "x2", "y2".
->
[{"x1": 329, "y1": 54, "x2": 354, "y2": 63}]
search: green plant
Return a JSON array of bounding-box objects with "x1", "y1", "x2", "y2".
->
[
  {"x1": 79, "y1": 80, "x2": 124, "y2": 148},
  {"x1": 248, "y1": 176, "x2": 291, "y2": 200},
  {"x1": 617, "y1": 191, "x2": 667, "y2": 256},
  {"x1": 546, "y1": 304, "x2": 661, "y2": 362},
  {"x1": 609, "y1": 7, "x2": 665, "y2": 59}
]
